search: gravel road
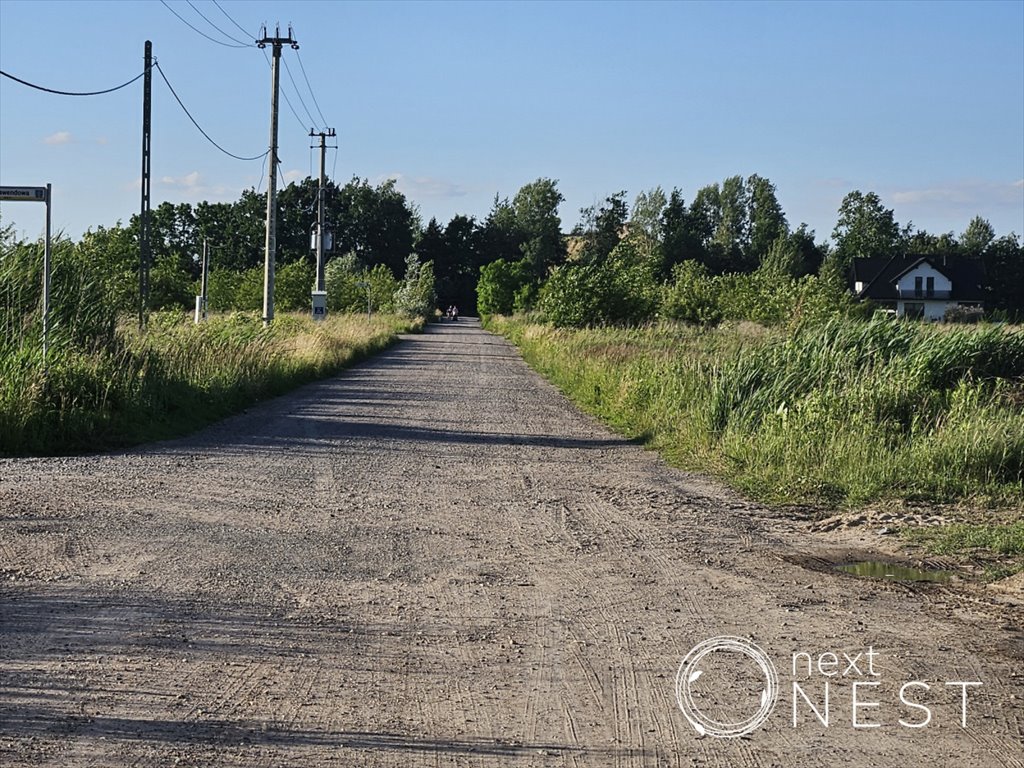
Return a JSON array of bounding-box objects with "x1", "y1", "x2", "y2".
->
[{"x1": 1, "y1": 319, "x2": 1022, "y2": 767}]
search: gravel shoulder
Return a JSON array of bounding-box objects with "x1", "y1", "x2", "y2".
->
[{"x1": 1, "y1": 318, "x2": 1021, "y2": 767}]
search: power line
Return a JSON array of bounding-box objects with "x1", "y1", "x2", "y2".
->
[
  {"x1": 295, "y1": 50, "x2": 327, "y2": 127},
  {"x1": 0, "y1": 68, "x2": 146, "y2": 96},
  {"x1": 256, "y1": 151, "x2": 268, "y2": 194},
  {"x1": 260, "y1": 48, "x2": 307, "y2": 132},
  {"x1": 282, "y1": 57, "x2": 317, "y2": 128},
  {"x1": 159, "y1": 0, "x2": 250, "y2": 49},
  {"x1": 185, "y1": 0, "x2": 254, "y2": 47},
  {"x1": 213, "y1": 0, "x2": 254, "y2": 39},
  {"x1": 155, "y1": 61, "x2": 267, "y2": 161}
]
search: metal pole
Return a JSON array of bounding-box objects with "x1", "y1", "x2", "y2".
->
[{"x1": 42, "y1": 183, "x2": 51, "y2": 364}]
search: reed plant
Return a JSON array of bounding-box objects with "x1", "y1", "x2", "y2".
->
[{"x1": 489, "y1": 316, "x2": 1024, "y2": 508}]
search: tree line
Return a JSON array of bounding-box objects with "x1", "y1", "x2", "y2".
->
[{"x1": 3, "y1": 172, "x2": 1020, "y2": 324}]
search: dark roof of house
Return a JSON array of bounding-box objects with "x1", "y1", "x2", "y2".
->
[{"x1": 851, "y1": 255, "x2": 986, "y2": 302}]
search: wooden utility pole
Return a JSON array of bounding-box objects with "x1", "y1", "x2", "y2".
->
[{"x1": 257, "y1": 25, "x2": 298, "y2": 327}]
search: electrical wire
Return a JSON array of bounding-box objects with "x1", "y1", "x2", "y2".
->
[
  {"x1": 259, "y1": 48, "x2": 308, "y2": 133},
  {"x1": 213, "y1": 0, "x2": 254, "y2": 39},
  {"x1": 295, "y1": 50, "x2": 327, "y2": 128},
  {"x1": 185, "y1": 0, "x2": 254, "y2": 47},
  {"x1": 212, "y1": 0, "x2": 330, "y2": 134},
  {"x1": 256, "y1": 151, "x2": 268, "y2": 194},
  {"x1": 0, "y1": 68, "x2": 145, "y2": 96},
  {"x1": 159, "y1": 0, "x2": 250, "y2": 48},
  {"x1": 282, "y1": 57, "x2": 317, "y2": 129},
  {"x1": 155, "y1": 61, "x2": 268, "y2": 161}
]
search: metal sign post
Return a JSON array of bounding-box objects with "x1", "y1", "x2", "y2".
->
[{"x1": 0, "y1": 184, "x2": 52, "y2": 362}]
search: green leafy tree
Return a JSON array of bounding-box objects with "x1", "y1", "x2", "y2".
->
[
  {"x1": 660, "y1": 189, "x2": 704, "y2": 278},
  {"x1": 275, "y1": 259, "x2": 315, "y2": 311},
  {"x1": 712, "y1": 175, "x2": 751, "y2": 272},
  {"x1": 628, "y1": 187, "x2": 667, "y2": 270},
  {"x1": 746, "y1": 174, "x2": 788, "y2": 267},
  {"x1": 960, "y1": 216, "x2": 996, "y2": 259},
  {"x1": 575, "y1": 191, "x2": 629, "y2": 265},
  {"x1": 831, "y1": 191, "x2": 903, "y2": 269},
  {"x1": 334, "y1": 177, "x2": 417, "y2": 277},
  {"x1": 393, "y1": 253, "x2": 436, "y2": 318},
  {"x1": 477, "y1": 258, "x2": 531, "y2": 316},
  {"x1": 659, "y1": 260, "x2": 722, "y2": 325},
  {"x1": 512, "y1": 178, "x2": 566, "y2": 279},
  {"x1": 477, "y1": 195, "x2": 522, "y2": 265},
  {"x1": 981, "y1": 234, "x2": 1024, "y2": 316}
]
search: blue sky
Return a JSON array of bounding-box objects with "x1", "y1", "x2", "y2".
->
[{"x1": 1, "y1": 0, "x2": 1022, "y2": 245}]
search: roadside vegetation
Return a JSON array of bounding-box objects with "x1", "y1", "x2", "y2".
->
[
  {"x1": 0, "y1": 310, "x2": 420, "y2": 456},
  {"x1": 488, "y1": 316, "x2": 1024, "y2": 571},
  {"x1": 1, "y1": 222, "x2": 431, "y2": 456},
  {"x1": 473, "y1": 178, "x2": 1021, "y2": 570}
]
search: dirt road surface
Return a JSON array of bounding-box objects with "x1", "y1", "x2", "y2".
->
[{"x1": 2, "y1": 320, "x2": 1022, "y2": 767}]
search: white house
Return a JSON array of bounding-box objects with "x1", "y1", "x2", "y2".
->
[{"x1": 851, "y1": 256, "x2": 985, "y2": 321}]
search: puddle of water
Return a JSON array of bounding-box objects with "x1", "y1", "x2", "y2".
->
[{"x1": 837, "y1": 561, "x2": 952, "y2": 583}]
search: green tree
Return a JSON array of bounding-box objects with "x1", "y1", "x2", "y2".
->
[
  {"x1": 334, "y1": 177, "x2": 417, "y2": 277},
  {"x1": 712, "y1": 175, "x2": 751, "y2": 272},
  {"x1": 831, "y1": 191, "x2": 903, "y2": 269},
  {"x1": 629, "y1": 187, "x2": 667, "y2": 270},
  {"x1": 575, "y1": 191, "x2": 629, "y2": 266},
  {"x1": 960, "y1": 216, "x2": 996, "y2": 259},
  {"x1": 393, "y1": 253, "x2": 436, "y2": 318},
  {"x1": 275, "y1": 259, "x2": 315, "y2": 311},
  {"x1": 746, "y1": 174, "x2": 788, "y2": 267},
  {"x1": 981, "y1": 234, "x2": 1024, "y2": 316},
  {"x1": 512, "y1": 178, "x2": 566, "y2": 279},
  {"x1": 477, "y1": 195, "x2": 522, "y2": 265},
  {"x1": 477, "y1": 258, "x2": 531, "y2": 316},
  {"x1": 660, "y1": 189, "x2": 704, "y2": 278}
]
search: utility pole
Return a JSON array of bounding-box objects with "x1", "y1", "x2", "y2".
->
[
  {"x1": 257, "y1": 24, "x2": 298, "y2": 327},
  {"x1": 139, "y1": 40, "x2": 152, "y2": 329},
  {"x1": 194, "y1": 237, "x2": 209, "y2": 324},
  {"x1": 310, "y1": 128, "x2": 335, "y2": 320}
]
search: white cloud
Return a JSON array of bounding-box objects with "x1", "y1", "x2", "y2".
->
[
  {"x1": 384, "y1": 172, "x2": 469, "y2": 200},
  {"x1": 161, "y1": 171, "x2": 202, "y2": 190},
  {"x1": 890, "y1": 180, "x2": 1023, "y2": 207},
  {"x1": 43, "y1": 131, "x2": 72, "y2": 145},
  {"x1": 283, "y1": 169, "x2": 304, "y2": 184},
  {"x1": 157, "y1": 171, "x2": 230, "y2": 199}
]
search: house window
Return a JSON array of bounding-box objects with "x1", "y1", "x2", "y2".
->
[
  {"x1": 926, "y1": 276, "x2": 934, "y2": 297},
  {"x1": 915, "y1": 276, "x2": 923, "y2": 297},
  {"x1": 903, "y1": 302, "x2": 925, "y2": 319}
]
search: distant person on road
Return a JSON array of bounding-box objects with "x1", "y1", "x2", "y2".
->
[{"x1": 452, "y1": 306, "x2": 459, "y2": 321}]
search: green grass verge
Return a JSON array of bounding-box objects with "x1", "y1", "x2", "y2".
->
[
  {"x1": 485, "y1": 316, "x2": 1024, "y2": 553},
  {"x1": 0, "y1": 312, "x2": 421, "y2": 456}
]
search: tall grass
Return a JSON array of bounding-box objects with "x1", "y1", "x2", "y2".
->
[
  {"x1": 0, "y1": 312, "x2": 418, "y2": 455},
  {"x1": 489, "y1": 316, "x2": 1024, "y2": 508}
]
